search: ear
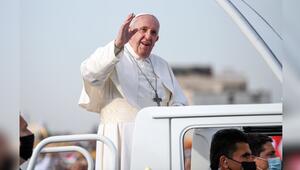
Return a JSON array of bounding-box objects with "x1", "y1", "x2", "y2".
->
[
  {"x1": 155, "y1": 35, "x2": 159, "y2": 42},
  {"x1": 220, "y1": 155, "x2": 229, "y2": 169}
]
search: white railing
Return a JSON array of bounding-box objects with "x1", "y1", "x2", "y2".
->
[
  {"x1": 40, "y1": 146, "x2": 94, "y2": 170},
  {"x1": 27, "y1": 134, "x2": 118, "y2": 170}
]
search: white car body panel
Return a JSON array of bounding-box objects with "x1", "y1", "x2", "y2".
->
[{"x1": 130, "y1": 103, "x2": 282, "y2": 170}]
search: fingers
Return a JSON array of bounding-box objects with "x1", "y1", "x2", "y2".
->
[
  {"x1": 123, "y1": 13, "x2": 135, "y2": 27},
  {"x1": 120, "y1": 13, "x2": 136, "y2": 36},
  {"x1": 115, "y1": 13, "x2": 137, "y2": 47},
  {"x1": 127, "y1": 13, "x2": 135, "y2": 21},
  {"x1": 126, "y1": 13, "x2": 135, "y2": 21}
]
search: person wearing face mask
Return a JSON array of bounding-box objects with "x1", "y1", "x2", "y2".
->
[
  {"x1": 79, "y1": 13, "x2": 187, "y2": 170},
  {"x1": 247, "y1": 134, "x2": 282, "y2": 170},
  {"x1": 19, "y1": 115, "x2": 35, "y2": 168},
  {"x1": 210, "y1": 129, "x2": 256, "y2": 170}
]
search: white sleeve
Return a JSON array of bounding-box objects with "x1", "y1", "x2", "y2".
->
[{"x1": 80, "y1": 40, "x2": 123, "y2": 87}]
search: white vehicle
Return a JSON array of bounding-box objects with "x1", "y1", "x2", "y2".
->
[
  {"x1": 131, "y1": 103, "x2": 282, "y2": 170},
  {"x1": 27, "y1": 0, "x2": 283, "y2": 170}
]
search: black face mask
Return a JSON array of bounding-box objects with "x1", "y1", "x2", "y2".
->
[
  {"x1": 20, "y1": 134, "x2": 34, "y2": 160},
  {"x1": 227, "y1": 157, "x2": 257, "y2": 170},
  {"x1": 241, "y1": 161, "x2": 256, "y2": 170}
]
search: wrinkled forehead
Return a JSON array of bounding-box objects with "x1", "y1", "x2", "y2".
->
[{"x1": 130, "y1": 14, "x2": 160, "y2": 31}]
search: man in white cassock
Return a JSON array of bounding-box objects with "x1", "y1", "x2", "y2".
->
[{"x1": 79, "y1": 13, "x2": 188, "y2": 170}]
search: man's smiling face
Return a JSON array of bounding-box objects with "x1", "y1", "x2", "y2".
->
[{"x1": 129, "y1": 15, "x2": 159, "y2": 58}]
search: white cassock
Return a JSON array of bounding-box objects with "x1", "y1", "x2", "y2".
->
[{"x1": 79, "y1": 40, "x2": 188, "y2": 170}]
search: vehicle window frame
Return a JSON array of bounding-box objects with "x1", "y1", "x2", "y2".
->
[{"x1": 179, "y1": 123, "x2": 282, "y2": 170}]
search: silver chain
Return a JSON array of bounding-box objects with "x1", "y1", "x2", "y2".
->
[{"x1": 125, "y1": 47, "x2": 161, "y2": 106}]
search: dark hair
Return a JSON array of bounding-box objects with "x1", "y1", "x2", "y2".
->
[
  {"x1": 246, "y1": 133, "x2": 273, "y2": 156},
  {"x1": 210, "y1": 129, "x2": 248, "y2": 170}
]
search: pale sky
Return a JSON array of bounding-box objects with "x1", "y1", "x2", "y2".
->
[{"x1": 1, "y1": 0, "x2": 283, "y2": 134}]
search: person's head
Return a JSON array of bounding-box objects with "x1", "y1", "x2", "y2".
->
[
  {"x1": 129, "y1": 13, "x2": 160, "y2": 58},
  {"x1": 210, "y1": 129, "x2": 255, "y2": 170},
  {"x1": 247, "y1": 134, "x2": 275, "y2": 158},
  {"x1": 247, "y1": 134, "x2": 280, "y2": 170}
]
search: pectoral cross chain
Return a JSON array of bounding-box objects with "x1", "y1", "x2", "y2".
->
[
  {"x1": 128, "y1": 51, "x2": 162, "y2": 106},
  {"x1": 153, "y1": 92, "x2": 162, "y2": 106}
]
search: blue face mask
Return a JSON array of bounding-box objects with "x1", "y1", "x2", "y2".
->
[{"x1": 268, "y1": 157, "x2": 281, "y2": 170}]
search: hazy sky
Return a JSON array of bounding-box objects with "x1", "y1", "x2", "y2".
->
[
  {"x1": 0, "y1": 0, "x2": 19, "y2": 143},
  {"x1": 1, "y1": 0, "x2": 282, "y2": 134}
]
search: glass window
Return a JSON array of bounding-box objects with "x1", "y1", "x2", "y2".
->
[{"x1": 182, "y1": 126, "x2": 282, "y2": 170}]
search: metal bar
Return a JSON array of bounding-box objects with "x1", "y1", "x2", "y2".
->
[
  {"x1": 27, "y1": 134, "x2": 118, "y2": 170},
  {"x1": 40, "y1": 146, "x2": 94, "y2": 170},
  {"x1": 216, "y1": 0, "x2": 282, "y2": 82}
]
